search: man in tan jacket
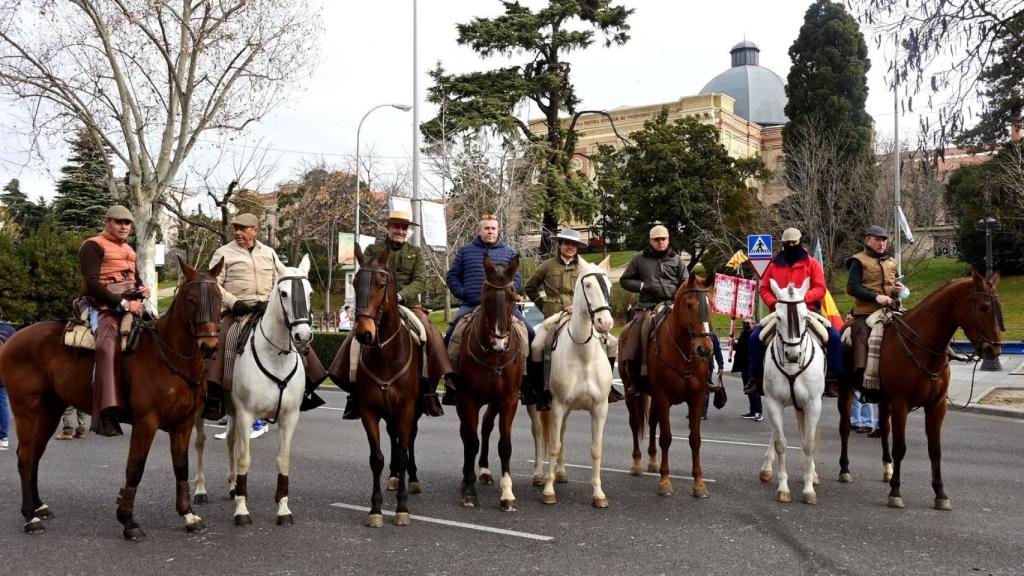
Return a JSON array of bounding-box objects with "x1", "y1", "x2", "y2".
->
[{"x1": 202, "y1": 213, "x2": 328, "y2": 419}]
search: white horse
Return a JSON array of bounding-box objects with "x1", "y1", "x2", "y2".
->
[
  {"x1": 193, "y1": 255, "x2": 313, "y2": 525},
  {"x1": 528, "y1": 257, "x2": 615, "y2": 508},
  {"x1": 758, "y1": 278, "x2": 825, "y2": 504}
]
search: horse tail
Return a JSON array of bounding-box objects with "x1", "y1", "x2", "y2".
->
[
  {"x1": 540, "y1": 408, "x2": 551, "y2": 452},
  {"x1": 637, "y1": 393, "x2": 650, "y2": 441}
]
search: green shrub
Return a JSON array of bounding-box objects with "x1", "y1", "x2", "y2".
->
[{"x1": 310, "y1": 330, "x2": 347, "y2": 375}]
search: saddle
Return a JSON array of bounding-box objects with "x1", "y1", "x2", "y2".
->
[
  {"x1": 63, "y1": 296, "x2": 140, "y2": 353},
  {"x1": 639, "y1": 303, "x2": 672, "y2": 377},
  {"x1": 759, "y1": 310, "x2": 831, "y2": 348}
]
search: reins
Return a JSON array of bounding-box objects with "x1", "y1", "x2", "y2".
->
[
  {"x1": 565, "y1": 271, "x2": 612, "y2": 346},
  {"x1": 770, "y1": 295, "x2": 818, "y2": 411}
]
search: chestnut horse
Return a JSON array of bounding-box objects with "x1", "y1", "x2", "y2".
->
[
  {"x1": 837, "y1": 270, "x2": 1004, "y2": 510},
  {"x1": 350, "y1": 244, "x2": 423, "y2": 528},
  {"x1": 0, "y1": 257, "x2": 222, "y2": 539},
  {"x1": 620, "y1": 275, "x2": 713, "y2": 498},
  {"x1": 452, "y1": 255, "x2": 524, "y2": 511}
]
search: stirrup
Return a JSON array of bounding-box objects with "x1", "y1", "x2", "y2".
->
[
  {"x1": 420, "y1": 393, "x2": 444, "y2": 417},
  {"x1": 743, "y1": 378, "x2": 763, "y2": 396},
  {"x1": 608, "y1": 387, "x2": 625, "y2": 403},
  {"x1": 342, "y1": 395, "x2": 359, "y2": 420}
]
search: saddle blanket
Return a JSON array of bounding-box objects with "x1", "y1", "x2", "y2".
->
[
  {"x1": 759, "y1": 310, "x2": 830, "y2": 347},
  {"x1": 63, "y1": 303, "x2": 135, "y2": 352}
]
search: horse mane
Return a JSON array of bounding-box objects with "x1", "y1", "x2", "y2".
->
[{"x1": 904, "y1": 276, "x2": 972, "y2": 316}]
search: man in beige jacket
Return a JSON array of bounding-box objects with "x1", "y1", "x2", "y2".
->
[{"x1": 202, "y1": 213, "x2": 328, "y2": 419}]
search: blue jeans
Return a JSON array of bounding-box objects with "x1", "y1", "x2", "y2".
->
[
  {"x1": 444, "y1": 304, "x2": 534, "y2": 343},
  {"x1": 749, "y1": 324, "x2": 844, "y2": 378},
  {"x1": 0, "y1": 385, "x2": 10, "y2": 439},
  {"x1": 851, "y1": 391, "x2": 877, "y2": 428}
]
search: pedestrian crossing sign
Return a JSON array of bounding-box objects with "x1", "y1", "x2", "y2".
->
[{"x1": 747, "y1": 235, "x2": 773, "y2": 259}]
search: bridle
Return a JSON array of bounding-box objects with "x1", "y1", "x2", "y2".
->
[
  {"x1": 769, "y1": 295, "x2": 816, "y2": 411},
  {"x1": 468, "y1": 277, "x2": 521, "y2": 374},
  {"x1": 480, "y1": 277, "x2": 515, "y2": 342},
  {"x1": 654, "y1": 286, "x2": 713, "y2": 374},
  {"x1": 567, "y1": 271, "x2": 612, "y2": 345},
  {"x1": 150, "y1": 277, "x2": 221, "y2": 390},
  {"x1": 969, "y1": 285, "x2": 1004, "y2": 351},
  {"x1": 354, "y1": 266, "x2": 402, "y2": 348}
]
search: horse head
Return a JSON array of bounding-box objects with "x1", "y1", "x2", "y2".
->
[
  {"x1": 272, "y1": 254, "x2": 314, "y2": 350},
  {"x1": 962, "y1": 270, "x2": 1004, "y2": 360},
  {"x1": 770, "y1": 278, "x2": 810, "y2": 364},
  {"x1": 576, "y1": 257, "x2": 613, "y2": 334},
  {"x1": 175, "y1": 254, "x2": 224, "y2": 359},
  {"x1": 480, "y1": 254, "x2": 518, "y2": 353},
  {"x1": 352, "y1": 244, "x2": 397, "y2": 347},
  {"x1": 673, "y1": 274, "x2": 713, "y2": 359}
]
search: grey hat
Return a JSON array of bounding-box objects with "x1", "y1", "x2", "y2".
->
[
  {"x1": 231, "y1": 213, "x2": 259, "y2": 228},
  {"x1": 104, "y1": 205, "x2": 134, "y2": 222},
  {"x1": 865, "y1": 225, "x2": 889, "y2": 238},
  {"x1": 554, "y1": 228, "x2": 586, "y2": 246}
]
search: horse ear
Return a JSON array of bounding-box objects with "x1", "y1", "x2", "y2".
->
[
  {"x1": 298, "y1": 254, "x2": 310, "y2": 275},
  {"x1": 598, "y1": 255, "x2": 611, "y2": 272},
  {"x1": 483, "y1": 253, "x2": 493, "y2": 273},
  {"x1": 178, "y1": 254, "x2": 196, "y2": 280},
  {"x1": 971, "y1": 268, "x2": 986, "y2": 288},
  {"x1": 506, "y1": 255, "x2": 520, "y2": 278},
  {"x1": 990, "y1": 271, "x2": 1001, "y2": 287},
  {"x1": 769, "y1": 278, "x2": 781, "y2": 297},
  {"x1": 208, "y1": 256, "x2": 224, "y2": 278}
]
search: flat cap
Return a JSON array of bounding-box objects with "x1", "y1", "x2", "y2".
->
[
  {"x1": 865, "y1": 225, "x2": 889, "y2": 238},
  {"x1": 649, "y1": 225, "x2": 669, "y2": 239},
  {"x1": 782, "y1": 227, "x2": 801, "y2": 242},
  {"x1": 231, "y1": 213, "x2": 259, "y2": 228},
  {"x1": 104, "y1": 205, "x2": 134, "y2": 222}
]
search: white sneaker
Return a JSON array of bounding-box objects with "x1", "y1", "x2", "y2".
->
[
  {"x1": 214, "y1": 431, "x2": 228, "y2": 440},
  {"x1": 0, "y1": 437, "x2": 8, "y2": 449},
  {"x1": 250, "y1": 426, "x2": 267, "y2": 439},
  {"x1": 754, "y1": 413, "x2": 764, "y2": 422}
]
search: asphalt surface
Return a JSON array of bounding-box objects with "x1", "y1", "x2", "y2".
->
[{"x1": 1, "y1": 376, "x2": 1022, "y2": 576}]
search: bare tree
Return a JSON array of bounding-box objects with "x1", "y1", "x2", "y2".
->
[{"x1": 0, "y1": 0, "x2": 322, "y2": 303}]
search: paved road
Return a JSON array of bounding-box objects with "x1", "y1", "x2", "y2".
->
[{"x1": 1, "y1": 377, "x2": 1022, "y2": 576}]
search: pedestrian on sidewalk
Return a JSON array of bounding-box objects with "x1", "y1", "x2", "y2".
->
[
  {"x1": 702, "y1": 333, "x2": 725, "y2": 420},
  {"x1": 733, "y1": 318, "x2": 763, "y2": 422},
  {"x1": 56, "y1": 406, "x2": 88, "y2": 440},
  {"x1": 0, "y1": 306, "x2": 15, "y2": 450}
]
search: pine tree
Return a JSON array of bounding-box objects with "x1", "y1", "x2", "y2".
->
[
  {"x1": 957, "y1": 12, "x2": 1024, "y2": 147},
  {"x1": 0, "y1": 178, "x2": 48, "y2": 236},
  {"x1": 51, "y1": 129, "x2": 116, "y2": 232}
]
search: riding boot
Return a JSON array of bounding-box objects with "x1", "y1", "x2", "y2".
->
[
  {"x1": 743, "y1": 377, "x2": 763, "y2": 396},
  {"x1": 441, "y1": 373, "x2": 459, "y2": 406},
  {"x1": 91, "y1": 311, "x2": 124, "y2": 437},
  {"x1": 859, "y1": 388, "x2": 881, "y2": 404},
  {"x1": 530, "y1": 360, "x2": 551, "y2": 412},
  {"x1": 299, "y1": 373, "x2": 327, "y2": 412},
  {"x1": 419, "y1": 378, "x2": 444, "y2": 417},
  {"x1": 607, "y1": 357, "x2": 625, "y2": 403},
  {"x1": 202, "y1": 381, "x2": 227, "y2": 421},
  {"x1": 823, "y1": 376, "x2": 840, "y2": 398},
  {"x1": 520, "y1": 364, "x2": 537, "y2": 406},
  {"x1": 342, "y1": 394, "x2": 360, "y2": 420}
]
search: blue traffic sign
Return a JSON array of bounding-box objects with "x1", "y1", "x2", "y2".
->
[{"x1": 747, "y1": 234, "x2": 773, "y2": 259}]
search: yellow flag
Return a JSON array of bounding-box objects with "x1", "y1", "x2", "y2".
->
[
  {"x1": 726, "y1": 250, "x2": 748, "y2": 270},
  {"x1": 822, "y1": 289, "x2": 844, "y2": 331}
]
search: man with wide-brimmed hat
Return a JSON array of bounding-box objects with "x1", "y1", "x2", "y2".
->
[
  {"x1": 201, "y1": 212, "x2": 329, "y2": 420},
  {"x1": 328, "y1": 209, "x2": 449, "y2": 419},
  {"x1": 524, "y1": 228, "x2": 622, "y2": 409},
  {"x1": 846, "y1": 225, "x2": 904, "y2": 403},
  {"x1": 78, "y1": 205, "x2": 151, "y2": 436}
]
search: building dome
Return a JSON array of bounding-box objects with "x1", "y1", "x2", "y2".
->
[{"x1": 699, "y1": 41, "x2": 788, "y2": 126}]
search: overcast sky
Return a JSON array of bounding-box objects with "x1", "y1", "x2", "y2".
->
[{"x1": 1, "y1": 0, "x2": 936, "y2": 205}]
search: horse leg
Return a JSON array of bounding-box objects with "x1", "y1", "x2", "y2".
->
[
  {"x1": 542, "y1": 402, "x2": 565, "y2": 505},
  {"x1": 497, "y1": 398, "x2": 517, "y2": 512},
  {"x1": 477, "y1": 404, "x2": 496, "y2": 486},
  {"x1": 798, "y1": 404, "x2": 821, "y2": 504},
  {"x1": 407, "y1": 416, "x2": 422, "y2": 494},
  {"x1": 17, "y1": 400, "x2": 62, "y2": 534},
  {"x1": 556, "y1": 416, "x2": 569, "y2": 484},
  {"x1": 169, "y1": 420, "x2": 206, "y2": 533},
  {"x1": 192, "y1": 416, "x2": 209, "y2": 504},
  {"x1": 387, "y1": 432, "x2": 400, "y2": 492},
  {"x1": 654, "y1": 396, "x2": 673, "y2": 496},
  {"x1": 457, "y1": 399, "x2": 480, "y2": 508},
  {"x1": 687, "y1": 397, "x2": 709, "y2": 498},
  {"x1": 879, "y1": 401, "x2": 894, "y2": 482},
  {"x1": 925, "y1": 400, "x2": 951, "y2": 510},
  {"x1": 361, "y1": 413, "x2": 386, "y2": 527},
  {"x1": 390, "y1": 415, "x2": 412, "y2": 526},
  {"x1": 759, "y1": 425, "x2": 777, "y2": 484},
  {"x1": 764, "y1": 396, "x2": 790, "y2": 503},
  {"x1": 528, "y1": 405, "x2": 546, "y2": 485},
  {"x1": 117, "y1": 421, "x2": 159, "y2": 541},
  {"x1": 274, "y1": 410, "x2": 299, "y2": 525},
  {"x1": 226, "y1": 417, "x2": 238, "y2": 499},
  {"x1": 647, "y1": 396, "x2": 660, "y2": 474},
  {"x1": 625, "y1": 393, "x2": 643, "y2": 476},
  {"x1": 231, "y1": 412, "x2": 256, "y2": 525},
  {"x1": 590, "y1": 402, "x2": 610, "y2": 508},
  {"x1": 837, "y1": 385, "x2": 855, "y2": 483},
  {"x1": 886, "y1": 402, "x2": 909, "y2": 509}
]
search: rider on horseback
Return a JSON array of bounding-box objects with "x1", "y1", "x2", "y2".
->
[
  {"x1": 618, "y1": 225, "x2": 689, "y2": 396},
  {"x1": 328, "y1": 210, "x2": 449, "y2": 419},
  {"x1": 78, "y1": 205, "x2": 151, "y2": 437},
  {"x1": 202, "y1": 213, "x2": 328, "y2": 420},
  {"x1": 845, "y1": 225, "x2": 905, "y2": 404},
  {"x1": 744, "y1": 227, "x2": 843, "y2": 398},
  {"x1": 524, "y1": 228, "x2": 622, "y2": 410}
]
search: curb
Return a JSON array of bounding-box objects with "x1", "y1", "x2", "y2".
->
[{"x1": 949, "y1": 403, "x2": 1024, "y2": 420}]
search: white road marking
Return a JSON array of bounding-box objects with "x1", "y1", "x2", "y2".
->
[
  {"x1": 669, "y1": 435, "x2": 801, "y2": 450},
  {"x1": 330, "y1": 503, "x2": 553, "y2": 542},
  {"x1": 527, "y1": 460, "x2": 716, "y2": 483}
]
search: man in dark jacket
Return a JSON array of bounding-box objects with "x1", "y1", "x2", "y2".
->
[
  {"x1": 618, "y1": 225, "x2": 689, "y2": 395},
  {"x1": 733, "y1": 317, "x2": 762, "y2": 421}
]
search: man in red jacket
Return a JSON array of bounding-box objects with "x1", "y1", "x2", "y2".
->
[{"x1": 744, "y1": 228, "x2": 843, "y2": 397}]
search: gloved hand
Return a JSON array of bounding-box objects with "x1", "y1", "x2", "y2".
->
[
  {"x1": 231, "y1": 301, "x2": 255, "y2": 316},
  {"x1": 251, "y1": 301, "x2": 268, "y2": 314}
]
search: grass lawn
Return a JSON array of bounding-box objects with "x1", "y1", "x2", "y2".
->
[{"x1": 582, "y1": 250, "x2": 635, "y2": 269}]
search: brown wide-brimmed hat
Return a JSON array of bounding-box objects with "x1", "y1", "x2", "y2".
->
[{"x1": 385, "y1": 210, "x2": 418, "y2": 226}]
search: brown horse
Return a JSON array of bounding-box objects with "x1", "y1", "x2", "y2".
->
[
  {"x1": 350, "y1": 244, "x2": 423, "y2": 528},
  {"x1": 837, "y1": 270, "x2": 1004, "y2": 510},
  {"x1": 453, "y1": 255, "x2": 524, "y2": 511},
  {"x1": 620, "y1": 274, "x2": 714, "y2": 498},
  {"x1": 0, "y1": 257, "x2": 222, "y2": 539}
]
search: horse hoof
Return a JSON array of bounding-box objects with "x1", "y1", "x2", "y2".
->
[
  {"x1": 276, "y1": 514, "x2": 294, "y2": 526},
  {"x1": 186, "y1": 519, "x2": 208, "y2": 533},
  {"x1": 409, "y1": 482, "x2": 422, "y2": 495},
  {"x1": 629, "y1": 464, "x2": 642, "y2": 476},
  {"x1": 934, "y1": 498, "x2": 953, "y2": 511},
  {"x1": 394, "y1": 512, "x2": 412, "y2": 526},
  {"x1": 461, "y1": 496, "x2": 478, "y2": 508},
  {"x1": 592, "y1": 497, "x2": 609, "y2": 509},
  {"x1": 887, "y1": 496, "x2": 905, "y2": 509},
  {"x1": 838, "y1": 472, "x2": 853, "y2": 484},
  {"x1": 387, "y1": 477, "x2": 399, "y2": 492},
  {"x1": 656, "y1": 482, "x2": 673, "y2": 497},
  {"x1": 647, "y1": 463, "x2": 659, "y2": 473},
  {"x1": 542, "y1": 493, "x2": 557, "y2": 505},
  {"x1": 234, "y1": 514, "x2": 253, "y2": 526},
  {"x1": 193, "y1": 493, "x2": 209, "y2": 505},
  {"x1": 758, "y1": 470, "x2": 773, "y2": 483},
  {"x1": 366, "y1": 514, "x2": 385, "y2": 528},
  {"x1": 555, "y1": 471, "x2": 569, "y2": 484},
  {"x1": 24, "y1": 520, "x2": 45, "y2": 535},
  {"x1": 775, "y1": 491, "x2": 792, "y2": 503},
  {"x1": 802, "y1": 493, "x2": 817, "y2": 505},
  {"x1": 692, "y1": 486, "x2": 710, "y2": 499},
  {"x1": 34, "y1": 506, "x2": 54, "y2": 520},
  {"x1": 123, "y1": 526, "x2": 146, "y2": 541},
  {"x1": 531, "y1": 474, "x2": 544, "y2": 486},
  {"x1": 478, "y1": 473, "x2": 494, "y2": 486},
  {"x1": 500, "y1": 499, "x2": 517, "y2": 512}
]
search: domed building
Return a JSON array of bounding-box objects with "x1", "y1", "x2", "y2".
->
[{"x1": 699, "y1": 41, "x2": 788, "y2": 127}]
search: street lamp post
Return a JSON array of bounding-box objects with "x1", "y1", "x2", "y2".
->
[
  {"x1": 976, "y1": 203, "x2": 1001, "y2": 371},
  {"x1": 354, "y1": 103, "x2": 412, "y2": 247}
]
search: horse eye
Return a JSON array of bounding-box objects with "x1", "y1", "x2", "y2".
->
[
  {"x1": 979, "y1": 304, "x2": 989, "y2": 312},
  {"x1": 282, "y1": 291, "x2": 289, "y2": 298}
]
